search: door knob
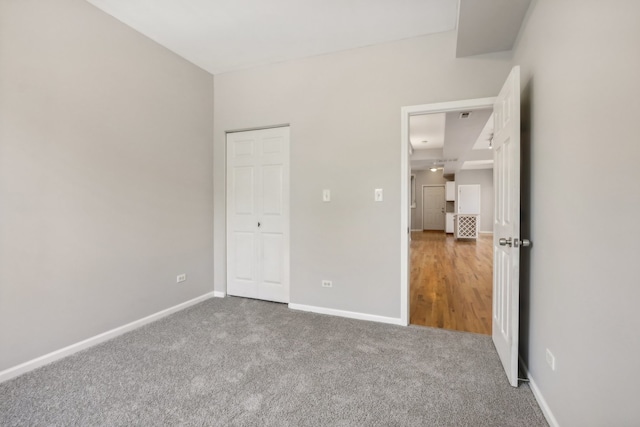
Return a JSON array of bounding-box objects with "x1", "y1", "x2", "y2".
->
[
  {"x1": 257, "y1": 222, "x2": 261, "y2": 228},
  {"x1": 515, "y1": 238, "x2": 531, "y2": 248},
  {"x1": 499, "y1": 237, "x2": 512, "y2": 247}
]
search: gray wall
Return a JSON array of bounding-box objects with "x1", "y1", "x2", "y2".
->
[
  {"x1": 410, "y1": 170, "x2": 449, "y2": 230},
  {"x1": 514, "y1": 0, "x2": 640, "y2": 425},
  {"x1": 0, "y1": 0, "x2": 214, "y2": 371},
  {"x1": 455, "y1": 169, "x2": 494, "y2": 232},
  {"x1": 214, "y1": 32, "x2": 513, "y2": 318}
]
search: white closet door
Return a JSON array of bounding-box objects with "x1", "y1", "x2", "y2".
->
[{"x1": 227, "y1": 127, "x2": 289, "y2": 303}]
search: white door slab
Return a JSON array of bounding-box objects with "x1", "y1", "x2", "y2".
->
[
  {"x1": 227, "y1": 127, "x2": 290, "y2": 303},
  {"x1": 492, "y1": 66, "x2": 521, "y2": 387}
]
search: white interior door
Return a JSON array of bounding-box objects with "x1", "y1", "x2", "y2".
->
[
  {"x1": 422, "y1": 186, "x2": 445, "y2": 230},
  {"x1": 227, "y1": 127, "x2": 290, "y2": 303},
  {"x1": 492, "y1": 66, "x2": 521, "y2": 387}
]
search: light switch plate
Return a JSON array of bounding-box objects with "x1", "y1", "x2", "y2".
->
[
  {"x1": 323, "y1": 189, "x2": 331, "y2": 202},
  {"x1": 375, "y1": 188, "x2": 383, "y2": 202}
]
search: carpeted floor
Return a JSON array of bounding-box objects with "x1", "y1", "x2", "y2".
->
[{"x1": 0, "y1": 297, "x2": 547, "y2": 426}]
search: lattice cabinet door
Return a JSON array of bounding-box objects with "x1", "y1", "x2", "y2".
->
[{"x1": 455, "y1": 214, "x2": 478, "y2": 240}]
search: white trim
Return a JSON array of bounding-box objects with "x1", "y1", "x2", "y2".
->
[
  {"x1": 400, "y1": 107, "x2": 410, "y2": 326},
  {"x1": 400, "y1": 97, "x2": 495, "y2": 326},
  {"x1": 289, "y1": 303, "x2": 405, "y2": 326},
  {"x1": 213, "y1": 291, "x2": 226, "y2": 298},
  {"x1": 225, "y1": 123, "x2": 290, "y2": 134},
  {"x1": 520, "y1": 359, "x2": 560, "y2": 427},
  {"x1": 410, "y1": 228, "x2": 422, "y2": 232},
  {"x1": 0, "y1": 292, "x2": 215, "y2": 384},
  {"x1": 479, "y1": 231, "x2": 494, "y2": 234},
  {"x1": 410, "y1": 174, "x2": 416, "y2": 208}
]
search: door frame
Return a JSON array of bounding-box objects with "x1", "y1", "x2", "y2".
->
[
  {"x1": 421, "y1": 184, "x2": 445, "y2": 230},
  {"x1": 400, "y1": 97, "x2": 495, "y2": 325}
]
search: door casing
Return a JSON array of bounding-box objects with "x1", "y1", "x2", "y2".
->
[{"x1": 400, "y1": 98, "x2": 496, "y2": 325}]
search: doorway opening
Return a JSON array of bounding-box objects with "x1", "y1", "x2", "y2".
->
[
  {"x1": 401, "y1": 67, "x2": 523, "y2": 386},
  {"x1": 400, "y1": 98, "x2": 496, "y2": 334}
]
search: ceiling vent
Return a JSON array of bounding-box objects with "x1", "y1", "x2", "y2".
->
[{"x1": 459, "y1": 112, "x2": 472, "y2": 119}]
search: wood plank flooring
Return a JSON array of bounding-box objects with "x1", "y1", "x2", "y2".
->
[{"x1": 410, "y1": 231, "x2": 493, "y2": 335}]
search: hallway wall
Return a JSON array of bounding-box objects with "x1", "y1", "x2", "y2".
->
[{"x1": 514, "y1": 0, "x2": 640, "y2": 424}]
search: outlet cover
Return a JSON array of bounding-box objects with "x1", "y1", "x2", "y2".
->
[
  {"x1": 321, "y1": 280, "x2": 333, "y2": 288},
  {"x1": 177, "y1": 274, "x2": 187, "y2": 283}
]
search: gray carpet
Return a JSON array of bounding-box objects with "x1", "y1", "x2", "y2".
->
[{"x1": 0, "y1": 297, "x2": 547, "y2": 426}]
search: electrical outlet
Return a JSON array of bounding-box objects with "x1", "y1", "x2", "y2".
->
[
  {"x1": 321, "y1": 280, "x2": 333, "y2": 288},
  {"x1": 546, "y1": 348, "x2": 556, "y2": 371},
  {"x1": 177, "y1": 274, "x2": 187, "y2": 283}
]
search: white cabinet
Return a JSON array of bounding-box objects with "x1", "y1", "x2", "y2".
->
[
  {"x1": 455, "y1": 185, "x2": 480, "y2": 240},
  {"x1": 455, "y1": 214, "x2": 479, "y2": 240},
  {"x1": 446, "y1": 213, "x2": 455, "y2": 233},
  {"x1": 446, "y1": 181, "x2": 456, "y2": 201},
  {"x1": 457, "y1": 184, "x2": 480, "y2": 214}
]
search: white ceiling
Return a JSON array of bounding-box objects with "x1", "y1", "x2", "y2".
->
[
  {"x1": 409, "y1": 113, "x2": 446, "y2": 150},
  {"x1": 461, "y1": 160, "x2": 493, "y2": 170},
  {"x1": 85, "y1": 0, "x2": 529, "y2": 175},
  {"x1": 410, "y1": 108, "x2": 493, "y2": 174},
  {"x1": 472, "y1": 113, "x2": 494, "y2": 151},
  {"x1": 87, "y1": 0, "x2": 459, "y2": 74},
  {"x1": 456, "y1": 0, "x2": 531, "y2": 57}
]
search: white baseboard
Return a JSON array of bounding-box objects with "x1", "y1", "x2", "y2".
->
[
  {"x1": 0, "y1": 292, "x2": 216, "y2": 384},
  {"x1": 520, "y1": 358, "x2": 559, "y2": 427},
  {"x1": 410, "y1": 229, "x2": 422, "y2": 232},
  {"x1": 479, "y1": 231, "x2": 494, "y2": 234},
  {"x1": 213, "y1": 291, "x2": 226, "y2": 298},
  {"x1": 288, "y1": 303, "x2": 405, "y2": 326}
]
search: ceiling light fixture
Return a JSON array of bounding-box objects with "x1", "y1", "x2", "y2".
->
[{"x1": 430, "y1": 167, "x2": 438, "y2": 172}]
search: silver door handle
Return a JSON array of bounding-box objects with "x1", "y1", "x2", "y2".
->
[
  {"x1": 515, "y1": 238, "x2": 531, "y2": 248},
  {"x1": 257, "y1": 222, "x2": 261, "y2": 227},
  {"x1": 499, "y1": 237, "x2": 512, "y2": 247}
]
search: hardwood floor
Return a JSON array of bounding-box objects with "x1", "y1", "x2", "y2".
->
[{"x1": 410, "y1": 230, "x2": 493, "y2": 335}]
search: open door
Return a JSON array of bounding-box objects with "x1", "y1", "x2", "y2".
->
[{"x1": 492, "y1": 66, "x2": 524, "y2": 387}]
